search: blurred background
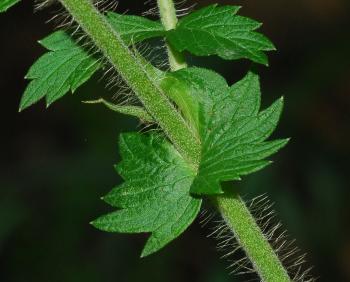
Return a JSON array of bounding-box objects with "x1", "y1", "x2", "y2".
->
[{"x1": 1, "y1": 0, "x2": 349, "y2": 281}]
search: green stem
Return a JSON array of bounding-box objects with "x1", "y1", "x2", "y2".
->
[
  {"x1": 157, "y1": 1, "x2": 291, "y2": 281},
  {"x1": 58, "y1": 0, "x2": 199, "y2": 166},
  {"x1": 58, "y1": 0, "x2": 290, "y2": 280},
  {"x1": 213, "y1": 191, "x2": 290, "y2": 282},
  {"x1": 157, "y1": 0, "x2": 187, "y2": 71}
]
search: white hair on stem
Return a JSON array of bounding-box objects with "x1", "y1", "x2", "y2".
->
[
  {"x1": 173, "y1": 0, "x2": 196, "y2": 18},
  {"x1": 201, "y1": 194, "x2": 316, "y2": 281},
  {"x1": 94, "y1": 0, "x2": 119, "y2": 14},
  {"x1": 143, "y1": 0, "x2": 160, "y2": 17},
  {"x1": 143, "y1": 0, "x2": 195, "y2": 18},
  {"x1": 33, "y1": 0, "x2": 171, "y2": 131}
]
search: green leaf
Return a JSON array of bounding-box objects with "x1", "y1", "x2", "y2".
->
[
  {"x1": 107, "y1": 12, "x2": 165, "y2": 45},
  {"x1": 166, "y1": 5, "x2": 275, "y2": 65},
  {"x1": 92, "y1": 133, "x2": 202, "y2": 257},
  {"x1": 20, "y1": 18, "x2": 165, "y2": 112},
  {"x1": 163, "y1": 68, "x2": 288, "y2": 195},
  {"x1": 0, "y1": 0, "x2": 20, "y2": 12},
  {"x1": 19, "y1": 31, "x2": 101, "y2": 111}
]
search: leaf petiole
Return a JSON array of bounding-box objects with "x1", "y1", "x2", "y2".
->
[
  {"x1": 156, "y1": 0, "x2": 187, "y2": 71},
  {"x1": 83, "y1": 98, "x2": 154, "y2": 122}
]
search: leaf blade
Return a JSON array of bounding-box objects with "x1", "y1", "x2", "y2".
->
[
  {"x1": 0, "y1": 0, "x2": 20, "y2": 13},
  {"x1": 19, "y1": 31, "x2": 100, "y2": 111},
  {"x1": 92, "y1": 133, "x2": 202, "y2": 257},
  {"x1": 164, "y1": 67, "x2": 287, "y2": 195},
  {"x1": 106, "y1": 12, "x2": 165, "y2": 45},
  {"x1": 167, "y1": 4, "x2": 275, "y2": 65}
]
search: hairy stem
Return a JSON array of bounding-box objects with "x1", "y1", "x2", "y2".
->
[
  {"x1": 157, "y1": 1, "x2": 291, "y2": 281},
  {"x1": 58, "y1": 0, "x2": 199, "y2": 166},
  {"x1": 59, "y1": 0, "x2": 290, "y2": 280},
  {"x1": 213, "y1": 191, "x2": 290, "y2": 282},
  {"x1": 157, "y1": 0, "x2": 187, "y2": 71}
]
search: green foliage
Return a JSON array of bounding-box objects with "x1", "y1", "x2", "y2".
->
[
  {"x1": 0, "y1": 0, "x2": 20, "y2": 12},
  {"x1": 19, "y1": 23, "x2": 164, "y2": 111},
  {"x1": 93, "y1": 68, "x2": 287, "y2": 255},
  {"x1": 14, "y1": 1, "x2": 291, "y2": 272},
  {"x1": 167, "y1": 5, "x2": 275, "y2": 65},
  {"x1": 19, "y1": 31, "x2": 100, "y2": 111},
  {"x1": 106, "y1": 12, "x2": 165, "y2": 45},
  {"x1": 163, "y1": 68, "x2": 288, "y2": 194},
  {"x1": 92, "y1": 133, "x2": 201, "y2": 257},
  {"x1": 19, "y1": 5, "x2": 274, "y2": 111},
  {"x1": 105, "y1": 5, "x2": 275, "y2": 65}
]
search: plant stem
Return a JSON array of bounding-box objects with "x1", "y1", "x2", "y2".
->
[
  {"x1": 212, "y1": 191, "x2": 291, "y2": 282},
  {"x1": 58, "y1": 0, "x2": 290, "y2": 280},
  {"x1": 157, "y1": 1, "x2": 291, "y2": 281},
  {"x1": 157, "y1": 0, "x2": 187, "y2": 71},
  {"x1": 58, "y1": 0, "x2": 199, "y2": 166}
]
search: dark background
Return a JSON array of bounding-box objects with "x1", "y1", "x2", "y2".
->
[{"x1": 1, "y1": 0, "x2": 349, "y2": 281}]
